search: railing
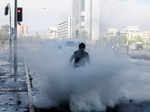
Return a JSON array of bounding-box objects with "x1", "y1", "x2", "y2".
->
[{"x1": 25, "y1": 63, "x2": 35, "y2": 112}]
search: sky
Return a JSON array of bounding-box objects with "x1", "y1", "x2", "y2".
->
[
  {"x1": 0, "y1": 0, "x2": 72, "y2": 32},
  {"x1": 137, "y1": 0, "x2": 150, "y2": 4},
  {"x1": 0, "y1": 0, "x2": 150, "y2": 32},
  {"x1": 101, "y1": 0, "x2": 150, "y2": 31}
]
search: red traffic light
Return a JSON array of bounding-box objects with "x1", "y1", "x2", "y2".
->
[
  {"x1": 17, "y1": 9, "x2": 21, "y2": 13},
  {"x1": 17, "y1": 8, "x2": 23, "y2": 22}
]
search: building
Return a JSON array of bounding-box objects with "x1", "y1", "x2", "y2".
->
[
  {"x1": 104, "y1": 28, "x2": 118, "y2": 38},
  {"x1": 142, "y1": 31, "x2": 150, "y2": 42},
  {"x1": 120, "y1": 26, "x2": 142, "y2": 41},
  {"x1": 72, "y1": 0, "x2": 87, "y2": 38},
  {"x1": 18, "y1": 24, "x2": 29, "y2": 37},
  {"x1": 57, "y1": 16, "x2": 72, "y2": 39},
  {"x1": 0, "y1": 25, "x2": 9, "y2": 40},
  {"x1": 72, "y1": 0, "x2": 100, "y2": 41},
  {"x1": 1, "y1": 25, "x2": 9, "y2": 32},
  {"x1": 47, "y1": 27, "x2": 57, "y2": 39}
]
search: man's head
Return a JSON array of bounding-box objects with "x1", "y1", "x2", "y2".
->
[{"x1": 79, "y1": 42, "x2": 86, "y2": 50}]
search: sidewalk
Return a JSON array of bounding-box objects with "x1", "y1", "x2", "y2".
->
[
  {"x1": 129, "y1": 51, "x2": 150, "y2": 60},
  {"x1": 0, "y1": 54, "x2": 29, "y2": 112}
]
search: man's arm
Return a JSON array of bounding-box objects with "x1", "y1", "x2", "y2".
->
[
  {"x1": 86, "y1": 52, "x2": 90, "y2": 63},
  {"x1": 70, "y1": 53, "x2": 74, "y2": 64},
  {"x1": 86, "y1": 53, "x2": 90, "y2": 64}
]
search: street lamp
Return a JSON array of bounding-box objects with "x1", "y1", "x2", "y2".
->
[{"x1": 5, "y1": 3, "x2": 13, "y2": 74}]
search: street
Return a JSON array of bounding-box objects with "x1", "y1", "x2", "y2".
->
[{"x1": 1, "y1": 41, "x2": 150, "y2": 112}]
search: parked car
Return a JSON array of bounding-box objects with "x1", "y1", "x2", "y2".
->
[{"x1": 135, "y1": 42, "x2": 143, "y2": 50}]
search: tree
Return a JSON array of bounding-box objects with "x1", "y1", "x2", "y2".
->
[{"x1": 135, "y1": 36, "x2": 143, "y2": 42}]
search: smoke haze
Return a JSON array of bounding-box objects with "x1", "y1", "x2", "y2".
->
[{"x1": 18, "y1": 39, "x2": 150, "y2": 111}]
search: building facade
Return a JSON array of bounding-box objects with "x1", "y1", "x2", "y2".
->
[
  {"x1": 18, "y1": 24, "x2": 29, "y2": 37},
  {"x1": 72, "y1": 0, "x2": 100, "y2": 41},
  {"x1": 57, "y1": 16, "x2": 72, "y2": 39},
  {"x1": 120, "y1": 26, "x2": 142, "y2": 41},
  {"x1": 104, "y1": 28, "x2": 119, "y2": 38},
  {"x1": 0, "y1": 25, "x2": 9, "y2": 40},
  {"x1": 47, "y1": 27, "x2": 57, "y2": 39},
  {"x1": 142, "y1": 31, "x2": 150, "y2": 42}
]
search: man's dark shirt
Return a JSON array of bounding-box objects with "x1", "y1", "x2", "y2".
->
[{"x1": 70, "y1": 50, "x2": 89, "y2": 67}]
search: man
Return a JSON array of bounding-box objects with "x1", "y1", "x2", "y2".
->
[{"x1": 70, "y1": 42, "x2": 90, "y2": 68}]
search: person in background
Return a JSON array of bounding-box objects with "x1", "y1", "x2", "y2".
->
[{"x1": 70, "y1": 42, "x2": 90, "y2": 68}]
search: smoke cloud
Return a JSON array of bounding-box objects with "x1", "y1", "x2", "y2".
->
[{"x1": 18, "y1": 39, "x2": 150, "y2": 111}]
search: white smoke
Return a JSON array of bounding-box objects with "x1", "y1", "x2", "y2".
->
[{"x1": 18, "y1": 39, "x2": 150, "y2": 111}]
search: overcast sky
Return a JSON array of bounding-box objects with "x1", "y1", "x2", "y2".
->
[
  {"x1": 0, "y1": 0, "x2": 72, "y2": 32},
  {"x1": 0, "y1": 0, "x2": 150, "y2": 32},
  {"x1": 101, "y1": 0, "x2": 150, "y2": 31}
]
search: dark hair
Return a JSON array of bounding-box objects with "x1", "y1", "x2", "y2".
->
[{"x1": 79, "y1": 42, "x2": 86, "y2": 49}]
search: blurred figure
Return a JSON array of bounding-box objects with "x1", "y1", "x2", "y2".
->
[{"x1": 70, "y1": 42, "x2": 90, "y2": 68}]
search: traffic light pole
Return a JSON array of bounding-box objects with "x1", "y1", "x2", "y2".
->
[
  {"x1": 8, "y1": 4, "x2": 13, "y2": 74},
  {"x1": 14, "y1": 0, "x2": 18, "y2": 79}
]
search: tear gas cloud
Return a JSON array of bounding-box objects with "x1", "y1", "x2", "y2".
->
[{"x1": 18, "y1": 39, "x2": 150, "y2": 112}]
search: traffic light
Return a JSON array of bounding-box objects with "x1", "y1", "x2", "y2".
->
[
  {"x1": 5, "y1": 6, "x2": 9, "y2": 15},
  {"x1": 17, "y1": 8, "x2": 23, "y2": 22}
]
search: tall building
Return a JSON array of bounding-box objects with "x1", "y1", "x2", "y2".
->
[
  {"x1": 72, "y1": 0, "x2": 100, "y2": 41},
  {"x1": 57, "y1": 16, "x2": 72, "y2": 39},
  {"x1": 72, "y1": 0, "x2": 86, "y2": 38}
]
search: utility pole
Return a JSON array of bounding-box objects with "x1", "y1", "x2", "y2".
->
[
  {"x1": 9, "y1": 4, "x2": 13, "y2": 73},
  {"x1": 90, "y1": 0, "x2": 93, "y2": 41},
  {"x1": 9, "y1": 4, "x2": 13, "y2": 74},
  {"x1": 14, "y1": 0, "x2": 18, "y2": 78},
  {"x1": 5, "y1": 3, "x2": 13, "y2": 73}
]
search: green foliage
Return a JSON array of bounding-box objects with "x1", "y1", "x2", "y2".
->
[
  {"x1": 135, "y1": 36, "x2": 143, "y2": 42},
  {"x1": 143, "y1": 40, "x2": 150, "y2": 49}
]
